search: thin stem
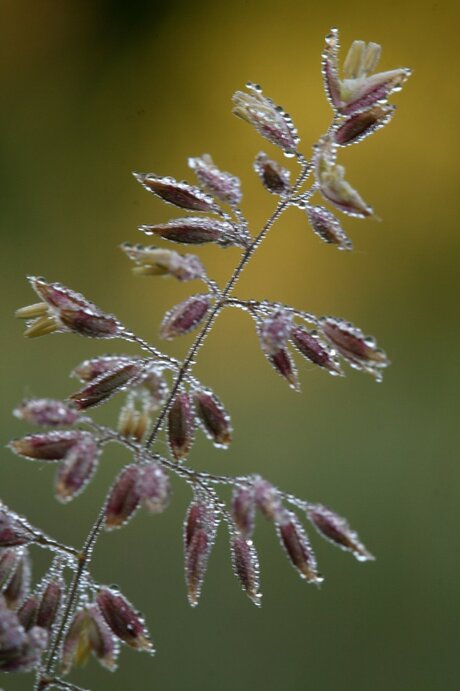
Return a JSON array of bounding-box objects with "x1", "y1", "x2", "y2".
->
[
  {"x1": 39, "y1": 678, "x2": 90, "y2": 691},
  {"x1": 201, "y1": 275, "x2": 221, "y2": 296},
  {"x1": 129, "y1": 334, "x2": 180, "y2": 370},
  {"x1": 39, "y1": 511, "x2": 106, "y2": 685},
  {"x1": 128, "y1": 334, "x2": 209, "y2": 392},
  {"x1": 83, "y1": 420, "x2": 238, "y2": 487},
  {"x1": 230, "y1": 205, "x2": 251, "y2": 245},
  {"x1": 84, "y1": 421, "x2": 316, "y2": 515},
  {"x1": 35, "y1": 535, "x2": 80, "y2": 560},
  {"x1": 3, "y1": 507, "x2": 78, "y2": 560},
  {"x1": 222, "y1": 297, "x2": 318, "y2": 324}
]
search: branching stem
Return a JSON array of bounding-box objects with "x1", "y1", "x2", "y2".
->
[
  {"x1": 37, "y1": 158, "x2": 311, "y2": 687},
  {"x1": 144, "y1": 160, "x2": 311, "y2": 450}
]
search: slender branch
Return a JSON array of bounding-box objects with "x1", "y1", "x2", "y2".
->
[
  {"x1": 38, "y1": 511, "x2": 106, "y2": 686},
  {"x1": 201, "y1": 275, "x2": 221, "y2": 296},
  {"x1": 83, "y1": 420, "x2": 238, "y2": 487},
  {"x1": 38, "y1": 676, "x2": 90, "y2": 691},
  {"x1": 84, "y1": 420, "x2": 315, "y2": 518},
  {"x1": 222, "y1": 297, "x2": 318, "y2": 324},
  {"x1": 128, "y1": 334, "x2": 212, "y2": 392},
  {"x1": 0, "y1": 505, "x2": 79, "y2": 559},
  {"x1": 128, "y1": 334, "x2": 180, "y2": 369},
  {"x1": 35, "y1": 535, "x2": 80, "y2": 560}
]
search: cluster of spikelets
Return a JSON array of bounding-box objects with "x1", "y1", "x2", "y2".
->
[
  {"x1": 1, "y1": 28, "x2": 410, "y2": 685},
  {"x1": 0, "y1": 483, "x2": 373, "y2": 674},
  {"x1": 0, "y1": 509, "x2": 154, "y2": 674}
]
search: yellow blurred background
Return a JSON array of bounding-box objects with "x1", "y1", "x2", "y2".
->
[{"x1": 1, "y1": 1, "x2": 459, "y2": 689}]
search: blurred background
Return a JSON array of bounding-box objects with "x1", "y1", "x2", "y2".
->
[{"x1": 1, "y1": 1, "x2": 459, "y2": 689}]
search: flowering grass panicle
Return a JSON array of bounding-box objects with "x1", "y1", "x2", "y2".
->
[{"x1": 1, "y1": 27, "x2": 410, "y2": 690}]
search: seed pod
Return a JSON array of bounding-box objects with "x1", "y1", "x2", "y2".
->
[
  {"x1": 230, "y1": 533, "x2": 261, "y2": 606},
  {"x1": 184, "y1": 502, "x2": 207, "y2": 551},
  {"x1": 117, "y1": 389, "x2": 154, "y2": 443},
  {"x1": 0, "y1": 510, "x2": 36, "y2": 548},
  {"x1": 61, "y1": 605, "x2": 119, "y2": 673},
  {"x1": 340, "y1": 68, "x2": 410, "y2": 116},
  {"x1": 31, "y1": 277, "x2": 93, "y2": 311},
  {"x1": 231, "y1": 486, "x2": 256, "y2": 538},
  {"x1": 160, "y1": 295, "x2": 210, "y2": 341},
  {"x1": 322, "y1": 28, "x2": 411, "y2": 115},
  {"x1": 85, "y1": 604, "x2": 119, "y2": 671},
  {"x1": 0, "y1": 595, "x2": 26, "y2": 669},
  {"x1": 193, "y1": 391, "x2": 232, "y2": 448},
  {"x1": 36, "y1": 576, "x2": 65, "y2": 631},
  {"x1": 320, "y1": 316, "x2": 388, "y2": 379},
  {"x1": 55, "y1": 438, "x2": 99, "y2": 503},
  {"x1": 3, "y1": 549, "x2": 31, "y2": 609},
  {"x1": 7, "y1": 628, "x2": 47, "y2": 673},
  {"x1": 185, "y1": 532, "x2": 208, "y2": 608},
  {"x1": 69, "y1": 361, "x2": 142, "y2": 410},
  {"x1": 120, "y1": 395, "x2": 153, "y2": 439},
  {"x1": 96, "y1": 587, "x2": 154, "y2": 652},
  {"x1": 17, "y1": 276, "x2": 124, "y2": 340},
  {"x1": 321, "y1": 28, "x2": 342, "y2": 111},
  {"x1": 121, "y1": 242, "x2": 205, "y2": 282},
  {"x1": 104, "y1": 464, "x2": 143, "y2": 530},
  {"x1": 189, "y1": 154, "x2": 242, "y2": 206},
  {"x1": 184, "y1": 500, "x2": 218, "y2": 607},
  {"x1": 253, "y1": 152, "x2": 291, "y2": 196},
  {"x1": 132, "y1": 412, "x2": 150, "y2": 443},
  {"x1": 268, "y1": 348, "x2": 299, "y2": 390},
  {"x1": 58, "y1": 307, "x2": 122, "y2": 339},
  {"x1": 71, "y1": 355, "x2": 139, "y2": 382},
  {"x1": 290, "y1": 325, "x2": 343, "y2": 376},
  {"x1": 118, "y1": 396, "x2": 134, "y2": 439},
  {"x1": 17, "y1": 594, "x2": 39, "y2": 630},
  {"x1": 276, "y1": 511, "x2": 323, "y2": 584},
  {"x1": 232, "y1": 83, "x2": 300, "y2": 154},
  {"x1": 307, "y1": 504, "x2": 374, "y2": 561},
  {"x1": 141, "y1": 463, "x2": 171, "y2": 514},
  {"x1": 0, "y1": 596, "x2": 48, "y2": 672},
  {"x1": 0, "y1": 549, "x2": 21, "y2": 590},
  {"x1": 258, "y1": 310, "x2": 293, "y2": 357},
  {"x1": 133, "y1": 172, "x2": 218, "y2": 212},
  {"x1": 140, "y1": 217, "x2": 240, "y2": 247},
  {"x1": 13, "y1": 398, "x2": 79, "y2": 427},
  {"x1": 168, "y1": 392, "x2": 195, "y2": 460},
  {"x1": 253, "y1": 477, "x2": 283, "y2": 522},
  {"x1": 61, "y1": 608, "x2": 92, "y2": 673},
  {"x1": 334, "y1": 104, "x2": 395, "y2": 146},
  {"x1": 24, "y1": 625, "x2": 48, "y2": 664},
  {"x1": 134, "y1": 416, "x2": 148, "y2": 443},
  {"x1": 143, "y1": 370, "x2": 169, "y2": 411},
  {"x1": 315, "y1": 152, "x2": 374, "y2": 218},
  {"x1": 306, "y1": 205, "x2": 352, "y2": 250},
  {"x1": 9, "y1": 430, "x2": 91, "y2": 461}
]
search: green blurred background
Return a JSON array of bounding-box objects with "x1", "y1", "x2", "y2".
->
[{"x1": 1, "y1": 1, "x2": 459, "y2": 689}]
